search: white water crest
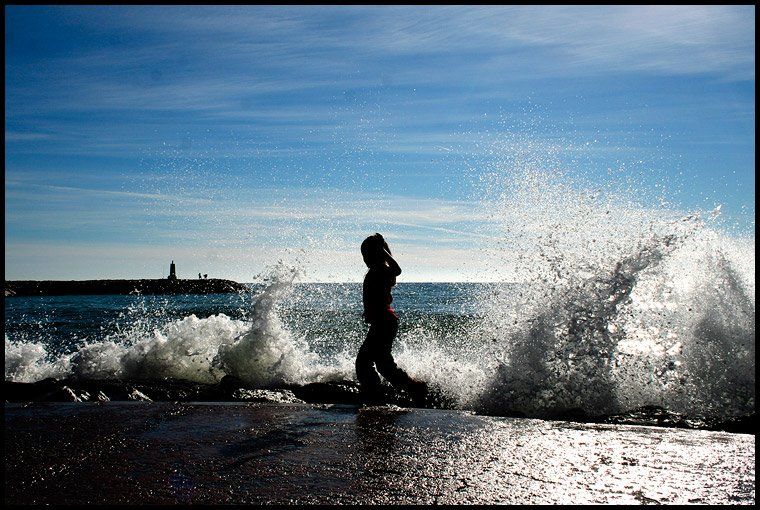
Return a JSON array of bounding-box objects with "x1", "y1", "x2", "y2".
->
[
  {"x1": 466, "y1": 166, "x2": 755, "y2": 420},
  {"x1": 211, "y1": 263, "x2": 353, "y2": 386}
]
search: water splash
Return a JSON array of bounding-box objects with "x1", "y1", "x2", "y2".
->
[
  {"x1": 465, "y1": 165, "x2": 754, "y2": 420},
  {"x1": 211, "y1": 262, "x2": 349, "y2": 386}
]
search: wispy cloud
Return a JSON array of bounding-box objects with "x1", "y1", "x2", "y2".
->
[
  {"x1": 4, "y1": 132, "x2": 51, "y2": 141},
  {"x1": 8, "y1": 6, "x2": 754, "y2": 114},
  {"x1": 6, "y1": 182, "x2": 181, "y2": 202},
  {"x1": 5, "y1": 6, "x2": 754, "y2": 280}
]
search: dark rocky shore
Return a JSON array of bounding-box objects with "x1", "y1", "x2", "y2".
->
[
  {"x1": 2, "y1": 376, "x2": 435, "y2": 409},
  {"x1": 3, "y1": 377, "x2": 754, "y2": 434},
  {"x1": 4, "y1": 278, "x2": 248, "y2": 297}
]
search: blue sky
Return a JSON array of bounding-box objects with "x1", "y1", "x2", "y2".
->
[{"x1": 5, "y1": 5, "x2": 755, "y2": 282}]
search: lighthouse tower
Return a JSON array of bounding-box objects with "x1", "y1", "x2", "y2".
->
[{"x1": 168, "y1": 260, "x2": 177, "y2": 280}]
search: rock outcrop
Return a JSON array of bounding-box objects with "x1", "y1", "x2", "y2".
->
[{"x1": 4, "y1": 278, "x2": 248, "y2": 296}]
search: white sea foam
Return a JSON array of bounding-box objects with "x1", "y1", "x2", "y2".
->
[
  {"x1": 5, "y1": 338, "x2": 70, "y2": 382},
  {"x1": 4, "y1": 263, "x2": 354, "y2": 387}
]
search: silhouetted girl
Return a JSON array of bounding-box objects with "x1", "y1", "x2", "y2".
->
[{"x1": 356, "y1": 233, "x2": 427, "y2": 404}]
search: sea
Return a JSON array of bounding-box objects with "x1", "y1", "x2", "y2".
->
[
  {"x1": 4, "y1": 169, "x2": 756, "y2": 426},
  {"x1": 5, "y1": 274, "x2": 755, "y2": 425}
]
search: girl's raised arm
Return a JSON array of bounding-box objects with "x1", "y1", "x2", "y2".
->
[{"x1": 383, "y1": 245, "x2": 401, "y2": 276}]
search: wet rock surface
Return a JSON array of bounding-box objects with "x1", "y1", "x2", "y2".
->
[{"x1": 4, "y1": 402, "x2": 755, "y2": 505}]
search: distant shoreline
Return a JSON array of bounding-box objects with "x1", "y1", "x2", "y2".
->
[{"x1": 4, "y1": 278, "x2": 248, "y2": 297}]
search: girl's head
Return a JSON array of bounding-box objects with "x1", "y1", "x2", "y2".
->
[{"x1": 361, "y1": 233, "x2": 388, "y2": 267}]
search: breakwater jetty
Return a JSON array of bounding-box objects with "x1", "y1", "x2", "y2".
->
[{"x1": 5, "y1": 278, "x2": 247, "y2": 297}]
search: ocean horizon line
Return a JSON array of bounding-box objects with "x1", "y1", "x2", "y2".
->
[{"x1": 4, "y1": 278, "x2": 515, "y2": 285}]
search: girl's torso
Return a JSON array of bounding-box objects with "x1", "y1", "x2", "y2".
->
[{"x1": 362, "y1": 267, "x2": 397, "y2": 323}]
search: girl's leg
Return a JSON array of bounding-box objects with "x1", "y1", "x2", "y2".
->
[
  {"x1": 355, "y1": 330, "x2": 382, "y2": 390},
  {"x1": 374, "y1": 348, "x2": 415, "y2": 389},
  {"x1": 373, "y1": 319, "x2": 427, "y2": 403},
  {"x1": 372, "y1": 319, "x2": 414, "y2": 388}
]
